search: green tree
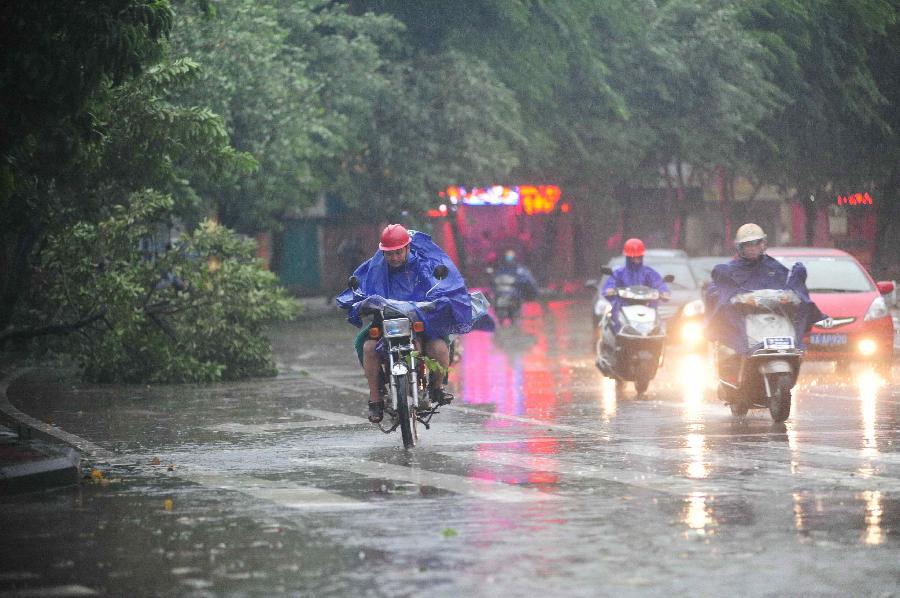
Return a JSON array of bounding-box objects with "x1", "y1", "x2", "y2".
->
[
  {"x1": 738, "y1": 0, "x2": 897, "y2": 243},
  {"x1": 0, "y1": 0, "x2": 175, "y2": 332},
  {"x1": 168, "y1": 0, "x2": 401, "y2": 231},
  {"x1": 22, "y1": 191, "x2": 298, "y2": 383}
]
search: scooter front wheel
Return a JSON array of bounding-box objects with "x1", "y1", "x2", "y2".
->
[
  {"x1": 768, "y1": 373, "x2": 792, "y2": 422},
  {"x1": 729, "y1": 400, "x2": 749, "y2": 417}
]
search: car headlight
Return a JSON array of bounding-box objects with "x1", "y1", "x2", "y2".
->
[
  {"x1": 682, "y1": 299, "x2": 704, "y2": 318},
  {"x1": 864, "y1": 296, "x2": 889, "y2": 321}
]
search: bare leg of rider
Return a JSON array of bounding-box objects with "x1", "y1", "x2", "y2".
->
[
  {"x1": 424, "y1": 337, "x2": 451, "y2": 405},
  {"x1": 362, "y1": 339, "x2": 384, "y2": 421}
]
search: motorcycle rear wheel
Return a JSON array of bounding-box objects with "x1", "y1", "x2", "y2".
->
[
  {"x1": 395, "y1": 375, "x2": 417, "y2": 448},
  {"x1": 768, "y1": 373, "x2": 792, "y2": 422}
]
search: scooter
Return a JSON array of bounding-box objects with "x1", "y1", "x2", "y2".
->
[
  {"x1": 715, "y1": 288, "x2": 803, "y2": 422},
  {"x1": 593, "y1": 267, "x2": 674, "y2": 396},
  {"x1": 486, "y1": 267, "x2": 522, "y2": 325}
]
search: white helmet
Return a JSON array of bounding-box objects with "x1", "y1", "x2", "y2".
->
[
  {"x1": 734, "y1": 223, "x2": 767, "y2": 258},
  {"x1": 734, "y1": 223, "x2": 766, "y2": 245}
]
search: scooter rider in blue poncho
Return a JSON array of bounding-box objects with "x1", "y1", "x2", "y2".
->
[
  {"x1": 493, "y1": 249, "x2": 539, "y2": 298},
  {"x1": 705, "y1": 223, "x2": 826, "y2": 376},
  {"x1": 336, "y1": 224, "x2": 485, "y2": 423},
  {"x1": 601, "y1": 238, "x2": 671, "y2": 332}
]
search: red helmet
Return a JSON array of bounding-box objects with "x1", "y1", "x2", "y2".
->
[
  {"x1": 379, "y1": 224, "x2": 411, "y2": 251},
  {"x1": 623, "y1": 238, "x2": 645, "y2": 257}
]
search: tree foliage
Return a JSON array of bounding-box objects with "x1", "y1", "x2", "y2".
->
[{"x1": 24, "y1": 191, "x2": 297, "y2": 383}]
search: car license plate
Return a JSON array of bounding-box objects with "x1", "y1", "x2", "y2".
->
[
  {"x1": 809, "y1": 333, "x2": 848, "y2": 346},
  {"x1": 764, "y1": 336, "x2": 795, "y2": 350}
]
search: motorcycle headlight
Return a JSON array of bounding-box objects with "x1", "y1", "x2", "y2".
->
[
  {"x1": 682, "y1": 299, "x2": 704, "y2": 318},
  {"x1": 383, "y1": 318, "x2": 412, "y2": 338},
  {"x1": 864, "y1": 296, "x2": 889, "y2": 321}
]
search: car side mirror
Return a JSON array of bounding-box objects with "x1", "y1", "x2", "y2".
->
[
  {"x1": 663, "y1": 274, "x2": 675, "y2": 283},
  {"x1": 433, "y1": 264, "x2": 449, "y2": 280},
  {"x1": 585, "y1": 279, "x2": 598, "y2": 289},
  {"x1": 876, "y1": 280, "x2": 894, "y2": 295},
  {"x1": 600, "y1": 266, "x2": 614, "y2": 276},
  {"x1": 348, "y1": 275, "x2": 360, "y2": 291}
]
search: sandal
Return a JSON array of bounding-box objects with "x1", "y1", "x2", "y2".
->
[
  {"x1": 430, "y1": 387, "x2": 454, "y2": 406},
  {"x1": 368, "y1": 400, "x2": 384, "y2": 423}
]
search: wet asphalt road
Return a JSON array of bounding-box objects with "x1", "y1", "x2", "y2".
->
[{"x1": 2, "y1": 299, "x2": 900, "y2": 597}]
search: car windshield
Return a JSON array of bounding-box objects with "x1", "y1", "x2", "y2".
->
[
  {"x1": 689, "y1": 257, "x2": 732, "y2": 283},
  {"x1": 772, "y1": 256, "x2": 874, "y2": 292},
  {"x1": 606, "y1": 257, "x2": 698, "y2": 290}
]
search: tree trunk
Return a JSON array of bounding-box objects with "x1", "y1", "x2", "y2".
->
[
  {"x1": 803, "y1": 189, "x2": 818, "y2": 246},
  {"x1": 0, "y1": 224, "x2": 40, "y2": 332},
  {"x1": 873, "y1": 170, "x2": 900, "y2": 278}
]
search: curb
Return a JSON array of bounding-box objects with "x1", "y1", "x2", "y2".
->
[{"x1": 0, "y1": 369, "x2": 107, "y2": 494}]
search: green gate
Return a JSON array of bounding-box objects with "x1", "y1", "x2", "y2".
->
[{"x1": 279, "y1": 220, "x2": 321, "y2": 292}]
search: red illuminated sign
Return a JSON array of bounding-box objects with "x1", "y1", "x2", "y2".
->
[
  {"x1": 438, "y1": 185, "x2": 562, "y2": 215},
  {"x1": 837, "y1": 192, "x2": 873, "y2": 206}
]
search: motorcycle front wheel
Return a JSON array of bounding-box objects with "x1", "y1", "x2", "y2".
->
[
  {"x1": 768, "y1": 373, "x2": 792, "y2": 422},
  {"x1": 634, "y1": 361, "x2": 653, "y2": 396},
  {"x1": 395, "y1": 375, "x2": 417, "y2": 448}
]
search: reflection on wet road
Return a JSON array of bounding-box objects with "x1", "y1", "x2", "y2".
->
[{"x1": 3, "y1": 299, "x2": 900, "y2": 596}]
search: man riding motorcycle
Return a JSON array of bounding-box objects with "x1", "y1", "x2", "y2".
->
[
  {"x1": 704, "y1": 223, "x2": 826, "y2": 385},
  {"x1": 597, "y1": 238, "x2": 670, "y2": 364},
  {"x1": 336, "y1": 224, "x2": 479, "y2": 423}
]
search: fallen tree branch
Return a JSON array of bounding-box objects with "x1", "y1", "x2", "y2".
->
[{"x1": 0, "y1": 310, "x2": 107, "y2": 344}]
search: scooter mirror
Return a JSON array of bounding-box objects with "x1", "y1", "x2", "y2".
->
[
  {"x1": 434, "y1": 264, "x2": 449, "y2": 280},
  {"x1": 663, "y1": 274, "x2": 675, "y2": 283},
  {"x1": 348, "y1": 275, "x2": 360, "y2": 291},
  {"x1": 600, "y1": 266, "x2": 614, "y2": 276}
]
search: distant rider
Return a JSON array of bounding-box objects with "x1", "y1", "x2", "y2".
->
[
  {"x1": 336, "y1": 224, "x2": 474, "y2": 423},
  {"x1": 493, "y1": 249, "x2": 539, "y2": 301}
]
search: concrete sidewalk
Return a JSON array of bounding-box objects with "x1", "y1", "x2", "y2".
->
[
  {"x1": 0, "y1": 421, "x2": 80, "y2": 494},
  {"x1": 0, "y1": 367, "x2": 83, "y2": 494}
]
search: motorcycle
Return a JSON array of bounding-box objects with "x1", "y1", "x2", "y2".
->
[
  {"x1": 715, "y1": 288, "x2": 803, "y2": 422},
  {"x1": 593, "y1": 267, "x2": 674, "y2": 396},
  {"x1": 486, "y1": 266, "x2": 521, "y2": 324},
  {"x1": 348, "y1": 266, "x2": 491, "y2": 448}
]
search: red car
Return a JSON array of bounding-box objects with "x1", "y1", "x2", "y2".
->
[{"x1": 767, "y1": 247, "x2": 894, "y2": 374}]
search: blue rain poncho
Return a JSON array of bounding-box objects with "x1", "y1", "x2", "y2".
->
[
  {"x1": 493, "y1": 262, "x2": 539, "y2": 301},
  {"x1": 600, "y1": 262, "x2": 670, "y2": 330},
  {"x1": 704, "y1": 254, "x2": 826, "y2": 353},
  {"x1": 336, "y1": 231, "x2": 493, "y2": 336}
]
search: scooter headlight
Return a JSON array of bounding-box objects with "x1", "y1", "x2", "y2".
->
[
  {"x1": 383, "y1": 318, "x2": 412, "y2": 338},
  {"x1": 680, "y1": 320, "x2": 704, "y2": 344},
  {"x1": 864, "y1": 296, "x2": 889, "y2": 321},
  {"x1": 682, "y1": 299, "x2": 704, "y2": 318}
]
